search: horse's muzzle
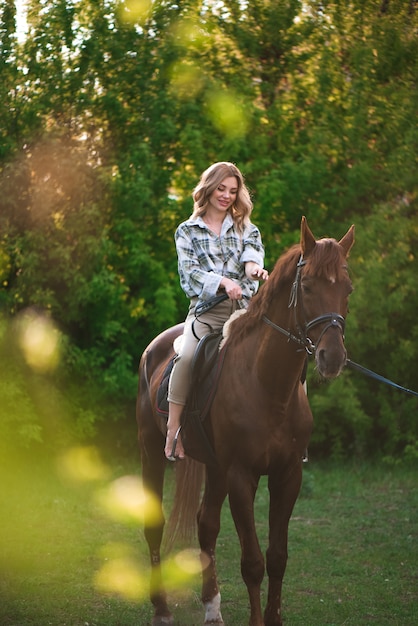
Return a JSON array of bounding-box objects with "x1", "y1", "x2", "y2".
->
[{"x1": 316, "y1": 344, "x2": 347, "y2": 378}]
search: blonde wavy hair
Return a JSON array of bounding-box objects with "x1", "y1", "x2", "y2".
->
[{"x1": 191, "y1": 162, "x2": 253, "y2": 233}]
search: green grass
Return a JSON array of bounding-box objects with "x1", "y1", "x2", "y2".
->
[{"x1": 0, "y1": 447, "x2": 416, "y2": 626}]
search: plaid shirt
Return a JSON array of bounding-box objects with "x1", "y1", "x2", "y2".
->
[{"x1": 175, "y1": 213, "x2": 265, "y2": 302}]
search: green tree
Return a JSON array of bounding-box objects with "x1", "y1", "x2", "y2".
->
[{"x1": 0, "y1": 0, "x2": 417, "y2": 457}]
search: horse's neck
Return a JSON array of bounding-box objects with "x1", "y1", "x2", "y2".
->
[{"x1": 254, "y1": 309, "x2": 305, "y2": 395}]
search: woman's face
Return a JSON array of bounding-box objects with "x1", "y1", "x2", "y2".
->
[{"x1": 207, "y1": 176, "x2": 238, "y2": 216}]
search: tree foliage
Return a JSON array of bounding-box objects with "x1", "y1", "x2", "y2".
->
[{"x1": 0, "y1": 0, "x2": 417, "y2": 459}]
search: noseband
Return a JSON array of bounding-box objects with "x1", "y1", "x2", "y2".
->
[{"x1": 262, "y1": 255, "x2": 346, "y2": 355}]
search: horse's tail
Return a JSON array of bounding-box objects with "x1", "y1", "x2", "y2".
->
[{"x1": 164, "y1": 457, "x2": 205, "y2": 552}]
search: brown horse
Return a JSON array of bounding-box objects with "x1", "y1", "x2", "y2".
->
[{"x1": 136, "y1": 217, "x2": 355, "y2": 626}]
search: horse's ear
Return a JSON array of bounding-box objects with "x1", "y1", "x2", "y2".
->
[
  {"x1": 338, "y1": 225, "x2": 355, "y2": 257},
  {"x1": 300, "y1": 216, "x2": 316, "y2": 257}
]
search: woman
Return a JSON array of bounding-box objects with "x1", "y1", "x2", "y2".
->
[{"x1": 165, "y1": 162, "x2": 268, "y2": 460}]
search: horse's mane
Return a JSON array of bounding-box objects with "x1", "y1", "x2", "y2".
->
[{"x1": 228, "y1": 237, "x2": 350, "y2": 346}]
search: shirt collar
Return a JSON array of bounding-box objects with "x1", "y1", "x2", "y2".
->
[{"x1": 190, "y1": 213, "x2": 234, "y2": 233}]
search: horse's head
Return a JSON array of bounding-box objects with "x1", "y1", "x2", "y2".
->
[
  {"x1": 298, "y1": 216, "x2": 355, "y2": 378},
  {"x1": 229, "y1": 217, "x2": 354, "y2": 379}
]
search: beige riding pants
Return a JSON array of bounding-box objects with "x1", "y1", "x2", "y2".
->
[{"x1": 167, "y1": 297, "x2": 240, "y2": 406}]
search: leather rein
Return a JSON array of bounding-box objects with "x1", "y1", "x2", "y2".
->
[{"x1": 262, "y1": 255, "x2": 345, "y2": 355}]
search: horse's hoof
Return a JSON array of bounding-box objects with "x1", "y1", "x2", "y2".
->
[
  {"x1": 152, "y1": 616, "x2": 175, "y2": 626},
  {"x1": 204, "y1": 592, "x2": 224, "y2": 624}
]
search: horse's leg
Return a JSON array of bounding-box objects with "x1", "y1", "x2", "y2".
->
[
  {"x1": 139, "y1": 413, "x2": 173, "y2": 626},
  {"x1": 263, "y1": 462, "x2": 303, "y2": 626},
  {"x1": 198, "y1": 465, "x2": 228, "y2": 625},
  {"x1": 227, "y1": 468, "x2": 264, "y2": 626},
  {"x1": 143, "y1": 459, "x2": 174, "y2": 625}
]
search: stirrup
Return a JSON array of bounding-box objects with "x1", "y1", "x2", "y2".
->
[{"x1": 166, "y1": 426, "x2": 182, "y2": 462}]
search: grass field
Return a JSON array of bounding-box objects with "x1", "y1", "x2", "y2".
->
[{"x1": 0, "y1": 446, "x2": 416, "y2": 626}]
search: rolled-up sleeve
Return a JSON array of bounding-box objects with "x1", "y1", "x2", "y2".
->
[
  {"x1": 240, "y1": 224, "x2": 265, "y2": 267},
  {"x1": 176, "y1": 225, "x2": 223, "y2": 299},
  {"x1": 175, "y1": 218, "x2": 265, "y2": 302}
]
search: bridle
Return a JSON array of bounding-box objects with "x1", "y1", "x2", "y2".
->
[
  {"x1": 261, "y1": 254, "x2": 418, "y2": 399},
  {"x1": 262, "y1": 255, "x2": 346, "y2": 355}
]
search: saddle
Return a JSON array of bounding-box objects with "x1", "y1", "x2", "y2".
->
[{"x1": 156, "y1": 331, "x2": 227, "y2": 465}]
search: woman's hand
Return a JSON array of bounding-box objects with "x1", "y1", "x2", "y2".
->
[
  {"x1": 220, "y1": 277, "x2": 243, "y2": 300},
  {"x1": 245, "y1": 262, "x2": 269, "y2": 281}
]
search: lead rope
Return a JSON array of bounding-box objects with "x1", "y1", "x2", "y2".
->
[{"x1": 346, "y1": 359, "x2": 418, "y2": 398}]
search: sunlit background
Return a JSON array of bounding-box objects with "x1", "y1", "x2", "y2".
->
[{"x1": 0, "y1": 303, "x2": 203, "y2": 613}]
